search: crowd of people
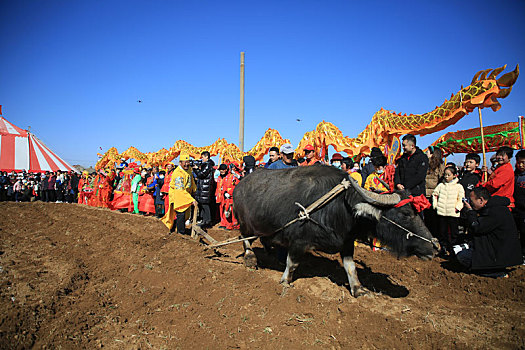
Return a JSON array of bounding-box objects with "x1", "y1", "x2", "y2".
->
[{"x1": 2, "y1": 133, "x2": 524, "y2": 277}]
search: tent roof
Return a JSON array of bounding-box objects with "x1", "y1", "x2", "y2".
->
[{"x1": 0, "y1": 116, "x2": 78, "y2": 173}]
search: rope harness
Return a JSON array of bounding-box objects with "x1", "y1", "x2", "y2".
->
[
  {"x1": 274, "y1": 179, "x2": 351, "y2": 234},
  {"x1": 274, "y1": 178, "x2": 438, "y2": 248},
  {"x1": 380, "y1": 216, "x2": 440, "y2": 249}
]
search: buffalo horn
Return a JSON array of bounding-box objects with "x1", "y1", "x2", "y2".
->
[{"x1": 348, "y1": 176, "x2": 401, "y2": 206}]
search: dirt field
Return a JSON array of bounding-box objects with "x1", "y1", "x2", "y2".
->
[{"x1": 0, "y1": 202, "x2": 524, "y2": 349}]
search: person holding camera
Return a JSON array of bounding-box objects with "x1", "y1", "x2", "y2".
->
[{"x1": 193, "y1": 151, "x2": 215, "y2": 228}]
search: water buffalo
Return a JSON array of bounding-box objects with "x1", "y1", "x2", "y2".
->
[{"x1": 233, "y1": 165, "x2": 439, "y2": 297}]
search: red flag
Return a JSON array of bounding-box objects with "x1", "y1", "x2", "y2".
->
[{"x1": 0, "y1": 105, "x2": 2, "y2": 115}]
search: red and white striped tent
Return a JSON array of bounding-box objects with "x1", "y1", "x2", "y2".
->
[{"x1": 0, "y1": 116, "x2": 78, "y2": 173}]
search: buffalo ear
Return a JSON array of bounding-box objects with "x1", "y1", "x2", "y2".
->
[{"x1": 354, "y1": 203, "x2": 382, "y2": 221}]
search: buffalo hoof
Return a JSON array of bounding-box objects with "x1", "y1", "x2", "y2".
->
[
  {"x1": 350, "y1": 286, "x2": 369, "y2": 298},
  {"x1": 244, "y1": 250, "x2": 257, "y2": 269}
]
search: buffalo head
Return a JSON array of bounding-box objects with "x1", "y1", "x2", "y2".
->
[{"x1": 348, "y1": 177, "x2": 439, "y2": 260}]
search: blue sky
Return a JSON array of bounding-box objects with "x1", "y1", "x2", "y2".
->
[{"x1": 1, "y1": 0, "x2": 524, "y2": 167}]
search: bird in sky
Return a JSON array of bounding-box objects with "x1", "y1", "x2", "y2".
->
[
  {"x1": 137, "y1": 99, "x2": 143, "y2": 103},
  {"x1": 296, "y1": 118, "x2": 302, "y2": 122}
]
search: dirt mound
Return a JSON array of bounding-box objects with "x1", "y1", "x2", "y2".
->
[{"x1": 0, "y1": 202, "x2": 524, "y2": 349}]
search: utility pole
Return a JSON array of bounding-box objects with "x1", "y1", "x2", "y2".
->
[{"x1": 239, "y1": 52, "x2": 245, "y2": 152}]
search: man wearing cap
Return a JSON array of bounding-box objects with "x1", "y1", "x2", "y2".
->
[
  {"x1": 268, "y1": 143, "x2": 298, "y2": 169},
  {"x1": 161, "y1": 154, "x2": 197, "y2": 234},
  {"x1": 300, "y1": 144, "x2": 322, "y2": 166}
]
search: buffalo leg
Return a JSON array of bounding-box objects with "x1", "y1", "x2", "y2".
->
[
  {"x1": 243, "y1": 238, "x2": 257, "y2": 268},
  {"x1": 341, "y1": 244, "x2": 368, "y2": 297},
  {"x1": 280, "y1": 253, "x2": 299, "y2": 285}
]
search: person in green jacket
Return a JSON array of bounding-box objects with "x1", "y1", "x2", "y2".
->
[{"x1": 130, "y1": 167, "x2": 142, "y2": 214}]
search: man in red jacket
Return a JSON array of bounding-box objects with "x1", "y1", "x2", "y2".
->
[{"x1": 482, "y1": 146, "x2": 515, "y2": 209}]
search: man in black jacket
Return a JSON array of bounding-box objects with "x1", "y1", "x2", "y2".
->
[
  {"x1": 457, "y1": 187, "x2": 523, "y2": 275},
  {"x1": 394, "y1": 134, "x2": 429, "y2": 196},
  {"x1": 193, "y1": 151, "x2": 215, "y2": 228}
]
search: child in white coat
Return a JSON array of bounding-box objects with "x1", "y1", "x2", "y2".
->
[{"x1": 432, "y1": 166, "x2": 465, "y2": 254}]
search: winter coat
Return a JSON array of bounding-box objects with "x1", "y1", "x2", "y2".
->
[
  {"x1": 432, "y1": 178, "x2": 464, "y2": 217},
  {"x1": 394, "y1": 147, "x2": 429, "y2": 196},
  {"x1": 425, "y1": 163, "x2": 445, "y2": 197},
  {"x1": 466, "y1": 196, "x2": 523, "y2": 270},
  {"x1": 194, "y1": 159, "x2": 215, "y2": 204},
  {"x1": 47, "y1": 175, "x2": 56, "y2": 190},
  {"x1": 514, "y1": 170, "x2": 525, "y2": 216},
  {"x1": 154, "y1": 173, "x2": 165, "y2": 205},
  {"x1": 483, "y1": 162, "x2": 515, "y2": 208},
  {"x1": 267, "y1": 159, "x2": 298, "y2": 169},
  {"x1": 459, "y1": 170, "x2": 481, "y2": 199},
  {"x1": 360, "y1": 161, "x2": 375, "y2": 187}
]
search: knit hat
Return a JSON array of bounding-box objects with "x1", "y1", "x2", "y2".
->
[{"x1": 180, "y1": 154, "x2": 190, "y2": 161}]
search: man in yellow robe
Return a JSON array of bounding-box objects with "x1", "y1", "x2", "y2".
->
[{"x1": 161, "y1": 154, "x2": 197, "y2": 233}]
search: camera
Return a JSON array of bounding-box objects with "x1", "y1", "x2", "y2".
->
[{"x1": 190, "y1": 159, "x2": 203, "y2": 167}]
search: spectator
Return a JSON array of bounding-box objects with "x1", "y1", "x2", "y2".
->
[
  {"x1": 394, "y1": 134, "x2": 429, "y2": 196},
  {"x1": 300, "y1": 144, "x2": 321, "y2": 166},
  {"x1": 330, "y1": 153, "x2": 344, "y2": 169},
  {"x1": 215, "y1": 164, "x2": 239, "y2": 230},
  {"x1": 130, "y1": 167, "x2": 142, "y2": 214},
  {"x1": 459, "y1": 153, "x2": 482, "y2": 199},
  {"x1": 424, "y1": 146, "x2": 445, "y2": 237},
  {"x1": 154, "y1": 169, "x2": 165, "y2": 218},
  {"x1": 361, "y1": 147, "x2": 383, "y2": 187},
  {"x1": 432, "y1": 166, "x2": 465, "y2": 255},
  {"x1": 13, "y1": 178, "x2": 23, "y2": 202},
  {"x1": 242, "y1": 155, "x2": 256, "y2": 177},
  {"x1": 364, "y1": 155, "x2": 389, "y2": 193},
  {"x1": 0, "y1": 171, "x2": 8, "y2": 201},
  {"x1": 160, "y1": 162, "x2": 176, "y2": 215},
  {"x1": 161, "y1": 154, "x2": 197, "y2": 234},
  {"x1": 341, "y1": 157, "x2": 362, "y2": 185},
  {"x1": 47, "y1": 171, "x2": 56, "y2": 202},
  {"x1": 425, "y1": 146, "x2": 445, "y2": 198},
  {"x1": 513, "y1": 150, "x2": 525, "y2": 260},
  {"x1": 193, "y1": 151, "x2": 216, "y2": 228},
  {"x1": 482, "y1": 146, "x2": 515, "y2": 209},
  {"x1": 267, "y1": 143, "x2": 298, "y2": 169},
  {"x1": 456, "y1": 187, "x2": 523, "y2": 276},
  {"x1": 264, "y1": 147, "x2": 280, "y2": 168}
]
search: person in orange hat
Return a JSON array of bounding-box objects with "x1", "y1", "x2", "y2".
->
[{"x1": 300, "y1": 144, "x2": 322, "y2": 166}]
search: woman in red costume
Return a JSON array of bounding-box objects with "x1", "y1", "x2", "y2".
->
[{"x1": 215, "y1": 164, "x2": 239, "y2": 230}]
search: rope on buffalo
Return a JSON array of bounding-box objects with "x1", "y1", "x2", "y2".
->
[
  {"x1": 206, "y1": 179, "x2": 350, "y2": 249},
  {"x1": 274, "y1": 179, "x2": 351, "y2": 234},
  {"x1": 380, "y1": 216, "x2": 440, "y2": 248}
]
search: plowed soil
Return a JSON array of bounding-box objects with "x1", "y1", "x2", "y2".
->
[{"x1": 0, "y1": 202, "x2": 524, "y2": 349}]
